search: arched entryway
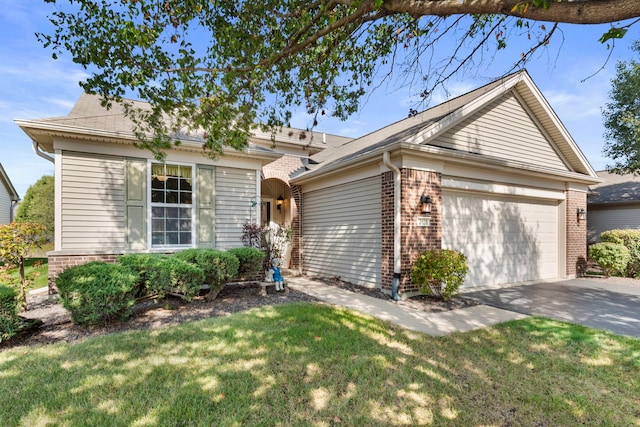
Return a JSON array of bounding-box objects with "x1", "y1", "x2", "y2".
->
[{"x1": 261, "y1": 177, "x2": 294, "y2": 268}]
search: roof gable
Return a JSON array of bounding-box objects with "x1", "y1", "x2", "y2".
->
[
  {"x1": 430, "y1": 91, "x2": 569, "y2": 171},
  {"x1": 300, "y1": 70, "x2": 597, "y2": 181}
]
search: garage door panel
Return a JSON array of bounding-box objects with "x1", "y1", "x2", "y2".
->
[
  {"x1": 443, "y1": 190, "x2": 559, "y2": 288},
  {"x1": 303, "y1": 177, "x2": 381, "y2": 288}
]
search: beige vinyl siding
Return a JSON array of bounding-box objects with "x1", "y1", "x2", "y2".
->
[
  {"x1": 215, "y1": 167, "x2": 256, "y2": 249},
  {"x1": 0, "y1": 182, "x2": 10, "y2": 224},
  {"x1": 61, "y1": 151, "x2": 126, "y2": 250},
  {"x1": 588, "y1": 205, "x2": 640, "y2": 243},
  {"x1": 443, "y1": 190, "x2": 559, "y2": 288},
  {"x1": 433, "y1": 93, "x2": 568, "y2": 171},
  {"x1": 303, "y1": 176, "x2": 381, "y2": 288}
]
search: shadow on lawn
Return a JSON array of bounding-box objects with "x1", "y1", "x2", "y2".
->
[{"x1": 1, "y1": 304, "x2": 639, "y2": 426}]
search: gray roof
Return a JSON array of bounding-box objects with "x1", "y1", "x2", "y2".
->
[{"x1": 589, "y1": 170, "x2": 640, "y2": 205}]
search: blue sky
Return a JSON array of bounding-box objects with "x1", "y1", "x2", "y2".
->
[{"x1": 1, "y1": 1, "x2": 638, "y2": 199}]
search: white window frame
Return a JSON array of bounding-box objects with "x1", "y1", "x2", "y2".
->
[{"x1": 147, "y1": 160, "x2": 196, "y2": 250}]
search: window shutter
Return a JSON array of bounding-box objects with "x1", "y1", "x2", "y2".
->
[
  {"x1": 125, "y1": 158, "x2": 147, "y2": 249},
  {"x1": 197, "y1": 165, "x2": 216, "y2": 247}
]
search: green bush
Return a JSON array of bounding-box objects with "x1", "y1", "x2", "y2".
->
[
  {"x1": 56, "y1": 261, "x2": 139, "y2": 326},
  {"x1": 174, "y1": 248, "x2": 239, "y2": 287},
  {"x1": 588, "y1": 242, "x2": 631, "y2": 277},
  {"x1": 0, "y1": 283, "x2": 20, "y2": 342},
  {"x1": 119, "y1": 253, "x2": 172, "y2": 298},
  {"x1": 227, "y1": 247, "x2": 265, "y2": 279},
  {"x1": 600, "y1": 229, "x2": 640, "y2": 277},
  {"x1": 162, "y1": 257, "x2": 205, "y2": 301},
  {"x1": 410, "y1": 249, "x2": 468, "y2": 301}
]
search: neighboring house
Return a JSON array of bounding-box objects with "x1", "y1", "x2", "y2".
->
[
  {"x1": 17, "y1": 70, "x2": 600, "y2": 296},
  {"x1": 587, "y1": 170, "x2": 640, "y2": 242},
  {"x1": 0, "y1": 163, "x2": 20, "y2": 224}
]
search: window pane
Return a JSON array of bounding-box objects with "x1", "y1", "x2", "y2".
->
[
  {"x1": 179, "y1": 232, "x2": 192, "y2": 245},
  {"x1": 180, "y1": 219, "x2": 191, "y2": 231},
  {"x1": 152, "y1": 218, "x2": 165, "y2": 232},
  {"x1": 151, "y1": 178, "x2": 165, "y2": 189},
  {"x1": 151, "y1": 190, "x2": 164, "y2": 203},
  {"x1": 152, "y1": 207, "x2": 165, "y2": 218},
  {"x1": 180, "y1": 207, "x2": 191, "y2": 218},
  {"x1": 166, "y1": 177, "x2": 179, "y2": 190},
  {"x1": 152, "y1": 233, "x2": 165, "y2": 245},
  {"x1": 179, "y1": 191, "x2": 192, "y2": 204},
  {"x1": 166, "y1": 207, "x2": 179, "y2": 218},
  {"x1": 166, "y1": 191, "x2": 178, "y2": 204},
  {"x1": 166, "y1": 232, "x2": 179, "y2": 245},
  {"x1": 166, "y1": 218, "x2": 178, "y2": 231}
]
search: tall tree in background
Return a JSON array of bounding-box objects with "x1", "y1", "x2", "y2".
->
[
  {"x1": 40, "y1": 0, "x2": 640, "y2": 159},
  {"x1": 15, "y1": 175, "x2": 54, "y2": 241},
  {"x1": 603, "y1": 41, "x2": 640, "y2": 174}
]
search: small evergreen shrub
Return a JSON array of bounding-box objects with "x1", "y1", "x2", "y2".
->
[
  {"x1": 162, "y1": 257, "x2": 205, "y2": 301},
  {"x1": 119, "y1": 253, "x2": 172, "y2": 298},
  {"x1": 227, "y1": 247, "x2": 265, "y2": 279},
  {"x1": 0, "y1": 283, "x2": 20, "y2": 342},
  {"x1": 174, "y1": 248, "x2": 239, "y2": 288},
  {"x1": 600, "y1": 229, "x2": 640, "y2": 277},
  {"x1": 588, "y1": 242, "x2": 630, "y2": 277},
  {"x1": 410, "y1": 249, "x2": 468, "y2": 301},
  {"x1": 56, "y1": 261, "x2": 139, "y2": 326}
]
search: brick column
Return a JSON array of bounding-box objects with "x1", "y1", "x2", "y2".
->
[
  {"x1": 48, "y1": 253, "x2": 120, "y2": 294},
  {"x1": 566, "y1": 189, "x2": 588, "y2": 277},
  {"x1": 381, "y1": 171, "x2": 394, "y2": 293},
  {"x1": 400, "y1": 169, "x2": 442, "y2": 295},
  {"x1": 290, "y1": 185, "x2": 303, "y2": 271}
]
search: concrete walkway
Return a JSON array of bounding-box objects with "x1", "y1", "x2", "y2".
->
[{"x1": 287, "y1": 277, "x2": 527, "y2": 336}]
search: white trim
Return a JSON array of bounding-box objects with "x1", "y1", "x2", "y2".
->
[
  {"x1": 442, "y1": 177, "x2": 566, "y2": 201},
  {"x1": 54, "y1": 149, "x2": 63, "y2": 251},
  {"x1": 146, "y1": 159, "x2": 197, "y2": 250}
]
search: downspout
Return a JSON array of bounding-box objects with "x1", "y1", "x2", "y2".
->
[
  {"x1": 383, "y1": 151, "x2": 401, "y2": 301},
  {"x1": 32, "y1": 140, "x2": 54, "y2": 163}
]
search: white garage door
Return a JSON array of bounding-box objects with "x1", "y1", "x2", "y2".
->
[
  {"x1": 443, "y1": 190, "x2": 559, "y2": 288},
  {"x1": 303, "y1": 177, "x2": 381, "y2": 287}
]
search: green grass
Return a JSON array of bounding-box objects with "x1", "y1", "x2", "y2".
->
[
  {"x1": 0, "y1": 258, "x2": 48, "y2": 291},
  {"x1": 1, "y1": 304, "x2": 639, "y2": 426}
]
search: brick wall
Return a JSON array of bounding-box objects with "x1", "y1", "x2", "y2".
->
[
  {"x1": 400, "y1": 169, "x2": 442, "y2": 294},
  {"x1": 381, "y1": 169, "x2": 443, "y2": 296},
  {"x1": 566, "y1": 189, "x2": 588, "y2": 277},
  {"x1": 381, "y1": 171, "x2": 394, "y2": 293},
  {"x1": 262, "y1": 155, "x2": 305, "y2": 179},
  {"x1": 48, "y1": 253, "x2": 120, "y2": 294},
  {"x1": 290, "y1": 185, "x2": 303, "y2": 270}
]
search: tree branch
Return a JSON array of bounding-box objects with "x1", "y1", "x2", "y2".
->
[{"x1": 354, "y1": 0, "x2": 640, "y2": 25}]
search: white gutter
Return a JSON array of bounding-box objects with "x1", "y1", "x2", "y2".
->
[
  {"x1": 32, "y1": 140, "x2": 54, "y2": 163},
  {"x1": 383, "y1": 151, "x2": 401, "y2": 301}
]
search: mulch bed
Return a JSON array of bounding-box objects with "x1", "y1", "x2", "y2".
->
[{"x1": 1, "y1": 278, "x2": 477, "y2": 351}]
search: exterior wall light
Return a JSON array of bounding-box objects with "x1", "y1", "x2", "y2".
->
[
  {"x1": 276, "y1": 195, "x2": 284, "y2": 211},
  {"x1": 420, "y1": 194, "x2": 432, "y2": 214},
  {"x1": 576, "y1": 208, "x2": 586, "y2": 222}
]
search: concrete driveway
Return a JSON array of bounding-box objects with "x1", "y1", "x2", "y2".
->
[{"x1": 463, "y1": 279, "x2": 640, "y2": 338}]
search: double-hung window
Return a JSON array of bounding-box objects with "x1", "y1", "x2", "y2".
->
[{"x1": 150, "y1": 163, "x2": 193, "y2": 247}]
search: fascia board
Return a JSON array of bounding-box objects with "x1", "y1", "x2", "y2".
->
[
  {"x1": 405, "y1": 73, "x2": 523, "y2": 146},
  {"x1": 15, "y1": 119, "x2": 281, "y2": 163},
  {"x1": 515, "y1": 73, "x2": 599, "y2": 179}
]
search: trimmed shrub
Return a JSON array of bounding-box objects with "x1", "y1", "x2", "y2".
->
[
  {"x1": 227, "y1": 247, "x2": 265, "y2": 279},
  {"x1": 174, "y1": 248, "x2": 239, "y2": 287},
  {"x1": 162, "y1": 257, "x2": 205, "y2": 301},
  {"x1": 600, "y1": 229, "x2": 640, "y2": 277},
  {"x1": 410, "y1": 249, "x2": 468, "y2": 301},
  {"x1": 56, "y1": 261, "x2": 139, "y2": 326},
  {"x1": 0, "y1": 283, "x2": 20, "y2": 342},
  {"x1": 119, "y1": 253, "x2": 172, "y2": 298},
  {"x1": 588, "y1": 242, "x2": 630, "y2": 277}
]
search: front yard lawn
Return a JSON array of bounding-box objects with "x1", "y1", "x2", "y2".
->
[{"x1": 1, "y1": 303, "x2": 638, "y2": 426}]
